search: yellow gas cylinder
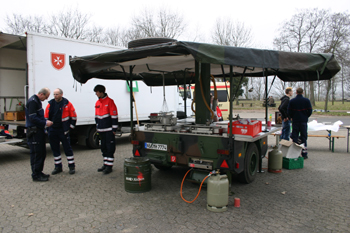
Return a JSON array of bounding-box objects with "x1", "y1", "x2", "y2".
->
[
  {"x1": 268, "y1": 146, "x2": 283, "y2": 173},
  {"x1": 207, "y1": 173, "x2": 229, "y2": 212}
]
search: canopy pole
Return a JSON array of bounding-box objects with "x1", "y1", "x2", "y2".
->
[
  {"x1": 263, "y1": 69, "x2": 269, "y2": 132},
  {"x1": 183, "y1": 70, "x2": 187, "y2": 117},
  {"x1": 129, "y1": 66, "x2": 134, "y2": 131},
  {"x1": 229, "y1": 66, "x2": 233, "y2": 141},
  {"x1": 161, "y1": 72, "x2": 168, "y2": 113}
]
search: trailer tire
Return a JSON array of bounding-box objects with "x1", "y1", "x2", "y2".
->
[
  {"x1": 86, "y1": 127, "x2": 100, "y2": 149},
  {"x1": 154, "y1": 164, "x2": 173, "y2": 170},
  {"x1": 238, "y1": 143, "x2": 259, "y2": 184}
]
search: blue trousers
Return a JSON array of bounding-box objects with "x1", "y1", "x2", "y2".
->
[
  {"x1": 48, "y1": 128, "x2": 75, "y2": 168},
  {"x1": 99, "y1": 131, "x2": 115, "y2": 167},
  {"x1": 280, "y1": 119, "x2": 291, "y2": 140},
  {"x1": 27, "y1": 128, "x2": 46, "y2": 179}
]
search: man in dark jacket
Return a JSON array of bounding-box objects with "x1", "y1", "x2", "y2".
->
[
  {"x1": 45, "y1": 88, "x2": 77, "y2": 175},
  {"x1": 278, "y1": 87, "x2": 293, "y2": 140},
  {"x1": 25, "y1": 88, "x2": 53, "y2": 182},
  {"x1": 287, "y1": 87, "x2": 312, "y2": 159}
]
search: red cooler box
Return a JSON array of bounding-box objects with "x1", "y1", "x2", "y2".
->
[{"x1": 228, "y1": 120, "x2": 262, "y2": 136}]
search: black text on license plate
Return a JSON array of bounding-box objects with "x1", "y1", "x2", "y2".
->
[{"x1": 145, "y1": 143, "x2": 167, "y2": 151}]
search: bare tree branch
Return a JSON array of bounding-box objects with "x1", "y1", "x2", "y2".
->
[
  {"x1": 130, "y1": 7, "x2": 186, "y2": 39},
  {"x1": 86, "y1": 25, "x2": 104, "y2": 43},
  {"x1": 212, "y1": 18, "x2": 253, "y2": 47},
  {"x1": 5, "y1": 14, "x2": 49, "y2": 34},
  {"x1": 49, "y1": 7, "x2": 91, "y2": 39}
]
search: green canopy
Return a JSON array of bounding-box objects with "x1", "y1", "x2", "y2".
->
[{"x1": 69, "y1": 40, "x2": 340, "y2": 85}]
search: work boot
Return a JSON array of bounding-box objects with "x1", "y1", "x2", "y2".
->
[
  {"x1": 69, "y1": 167, "x2": 75, "y2": 175},
  {"x1": 33, "y1": 176, "x2": 49, "y2": 182},
  {"x1": 97, "y1": 165, "x2": 106, "y2": 172},
  {"x1": 51, "y1": 167, "x2": 63, "y2": 175},
  {"x1": 41, "y1": 173, "x2": 50, "y2": 178},
  {"x1": 103, "y1": 166, "x2": 113, "y2": 174}
]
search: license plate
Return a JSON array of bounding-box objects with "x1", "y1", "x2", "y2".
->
[{"x1": 144, "y1": 142, "x2": 167, "y2": 151}]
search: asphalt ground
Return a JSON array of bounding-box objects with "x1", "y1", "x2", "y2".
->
[{"x1": 1, "y1": 116, "x2": 350, "y2": 232}]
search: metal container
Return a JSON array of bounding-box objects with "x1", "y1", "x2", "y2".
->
[
  {"x1": 268, "y1": 146, "x2": 283, "y2": 173},
  {"x1": 207, "y1": 174, "x2": 229, "y2": 212},
  {"x1": 160, "y1": 113, "x2": 177, "y2": 125},
  {"x1": 149, "y1": 112, "x2": 177, "y2": 125},
  {"x1": 149, "y1": 113, "x2": 161, "y2": 122},
  {"x1": 124, "y1": 157, "x2": 152, "y2": 193}
]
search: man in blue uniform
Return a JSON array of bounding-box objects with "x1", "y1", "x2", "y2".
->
[
  {"x1": 25, "y1": 88, "x2": 53, "y2": 181},
  {"x1": 288, "y1": 87, "x2": 312, "y2": 159}
]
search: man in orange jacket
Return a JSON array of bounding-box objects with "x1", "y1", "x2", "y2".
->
[
  {"x1": 94, "y1": 85, "x2": 118, "y2": 174},
  {"x1": 45, "y1": 88, "x2": 77, "y2": 175}
]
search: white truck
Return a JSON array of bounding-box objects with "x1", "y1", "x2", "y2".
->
[{"x1": 0, "y1": 32, "x2": 180, "y2": 148}]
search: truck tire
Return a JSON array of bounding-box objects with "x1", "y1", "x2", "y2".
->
[
  {"x1": 86, "y1": 127, "x2": 100, "y2": 149},
  {"x1": 238, "y1": 143, "x2": 259, "y2": 184}
]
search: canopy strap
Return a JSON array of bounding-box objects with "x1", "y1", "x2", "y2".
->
[
  {"x1": 267, "y1": 73, "x2": 278, "y2": 96},
  {"x1": 230, "y1": 67, "x2": 247, "y2": 102},
  {"x1": 221, "y1": 65, "x2": 230, "y2": 101}
]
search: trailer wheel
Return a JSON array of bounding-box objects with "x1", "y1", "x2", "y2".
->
[
  {"x1": 238, "y1": 143, "x2": 259, "y2": 184},
  {"x1": 86, "y1": 127, "x2": 100, "y2": 149},
  {"x1": 154, "y1": 164, "x2": 173, "y2": 170}
]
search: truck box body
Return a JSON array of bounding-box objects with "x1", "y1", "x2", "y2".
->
[{"x1": 0, "y1": 33, "x2": 179, "y2": 147}]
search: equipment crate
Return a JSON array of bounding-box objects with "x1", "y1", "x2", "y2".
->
[
  {"x1": 282, "y1": 157, "x2": 304, "y2": 169},
  {"x1": 228, "y1": 120, "x2": 262, "y2": 137},
  {"x1": 4, "y1": 111, "x2": 25, "y2": 121}
]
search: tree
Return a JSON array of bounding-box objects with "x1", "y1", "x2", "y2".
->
[
  {"x1": 212, "y1": 18, "x2": 253, "y2": 47},
  {"x1": 210, "y1": 18, "x2": 253, "y2": 100},
  {"x1": 4, "y1": 7, "x2": 92, "y2": 40},
  {"x1": 273, "y1": 9, "x2": 350, "y2": 111},
  {"x1": 5, "y1": 14, "x2": 49, "y2": 34},
  {"x1": 249, "y1": 77, "x2": 265, "y2": 101},
  {"x1": 273, "y1": 8, "x2": 330, "y2": 106},
  {"x1": 320, "y1": 12, "x2": 350, "y2": 110},
  {"x1": 86, "y1": 25, "x2": 105, "y2": 43},
  {"x1": 101, "y1": 27, "x2": 128, "y2": 47},
  {"x1": 130, "y1": 7, "x2": 186, "y2": 39},
  {"x1": 271, "y1": 80, "x2": 298, "y2": 99},
  {"x1": 49, "y1": 7, "x2": 91, "y2": 39}
]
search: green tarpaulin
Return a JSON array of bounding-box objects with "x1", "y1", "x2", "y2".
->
[{"x1": 69, "y1": 40, "x2": 340, "y2": 85}]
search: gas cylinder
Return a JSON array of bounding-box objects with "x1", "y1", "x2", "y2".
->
[
  {"x1": 207, "y1": 173, "x2": 229, "y2": 212},
  {"x1": 268, "y1": 146, "x2": 283, "y2": 173}
]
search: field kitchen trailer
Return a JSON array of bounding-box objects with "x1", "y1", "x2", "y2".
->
[
  {"x1": 0, "y1": 33, "x2": 180, "y2": 148},
  {"x1": 70, "y1": 38, "x2": 340, "y2": 183}
]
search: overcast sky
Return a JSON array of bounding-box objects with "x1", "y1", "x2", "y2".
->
[{"x1": 1, "y1": 0, "x2": 349, "y2": 49}]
